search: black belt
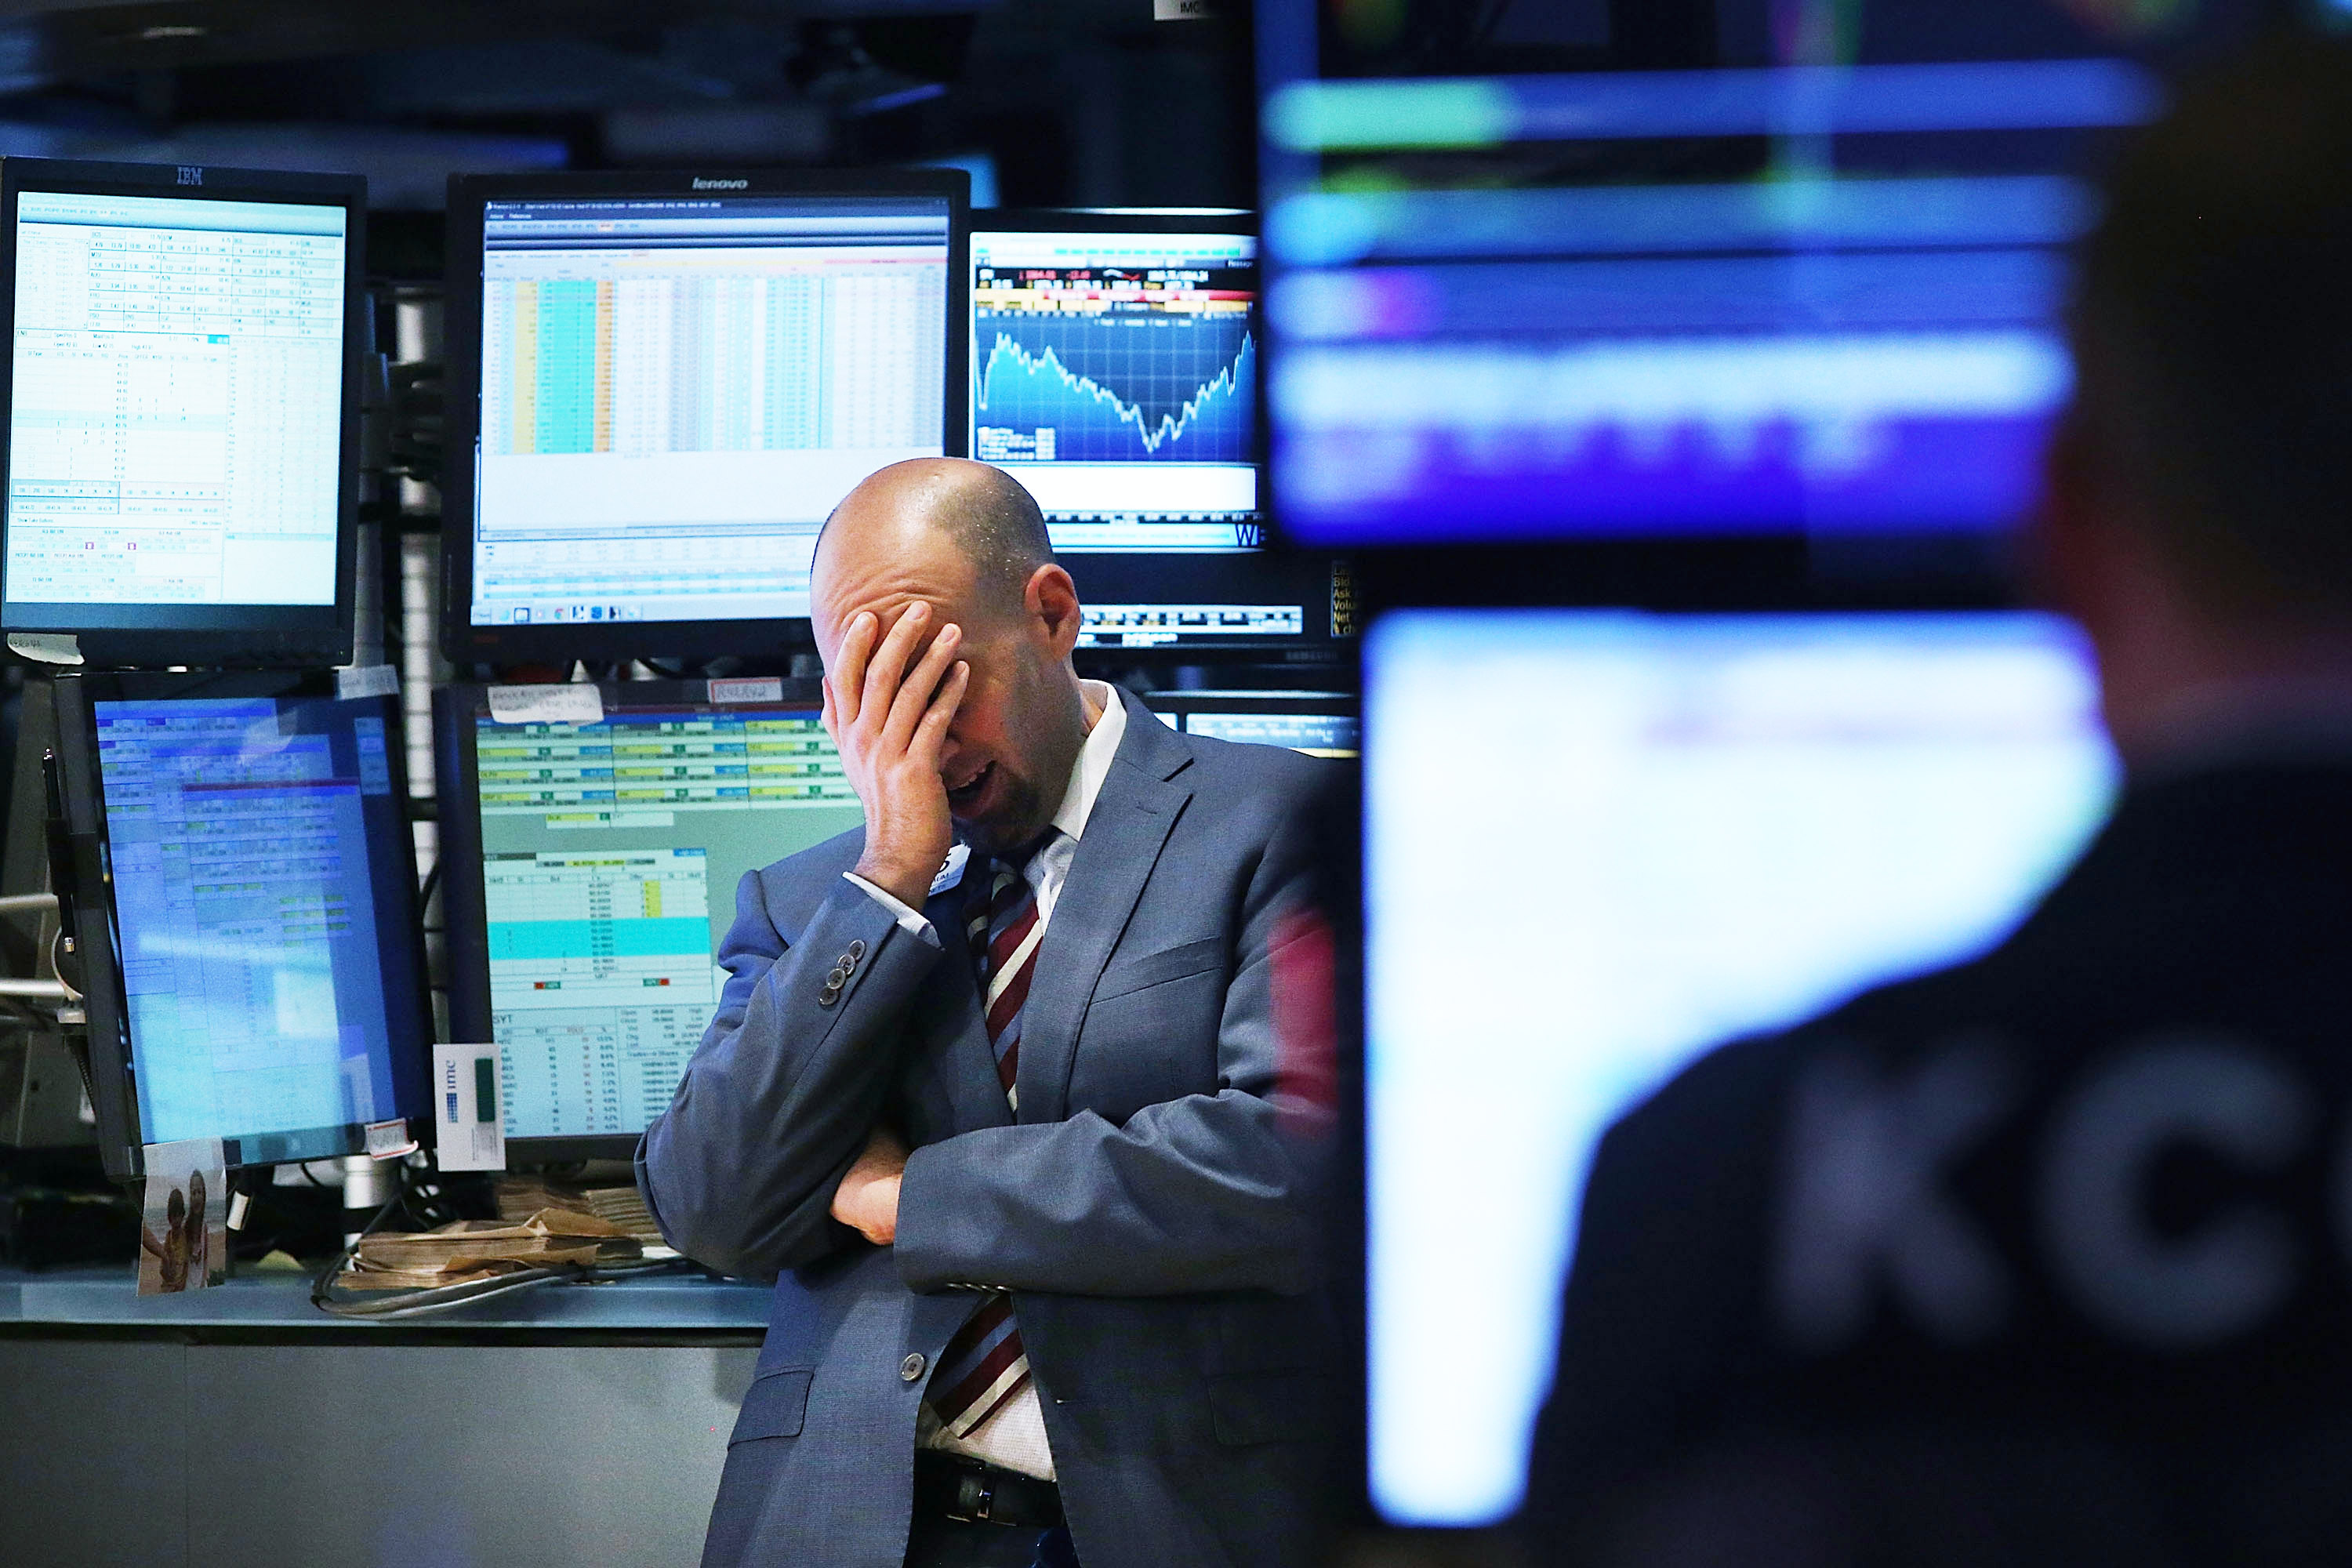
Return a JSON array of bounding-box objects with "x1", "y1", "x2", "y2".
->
[{"x1": 913, "y1": 1450, "x2": 1064, "y2": 1530}]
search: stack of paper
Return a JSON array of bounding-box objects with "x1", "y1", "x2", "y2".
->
[
  {"x1": 495, "y1": 1176, "x2": 667, "y2": 1247},
  {"x1": 339, "y1": 1208, "x2": 641, "y2": 1291}
]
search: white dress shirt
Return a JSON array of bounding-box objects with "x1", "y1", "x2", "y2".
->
[{"x1": 843, "y1": 680, "x2": 1128, "y2": 1480}]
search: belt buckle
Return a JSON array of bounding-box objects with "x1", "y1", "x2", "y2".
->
[{"x1": 949, "y1": 1471, "x2": 996, "y2": 1525}]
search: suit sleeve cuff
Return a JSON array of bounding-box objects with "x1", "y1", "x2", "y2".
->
[{"x1": 843, "y1": 872, "x2": 940, "y2": 949}]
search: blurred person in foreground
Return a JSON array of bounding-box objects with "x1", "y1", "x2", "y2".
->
[
  {"x1": 1519, "y1": 36, "x2": 2352, "y2": 1568},
  {"x1": 638, "y1": 458, "x2": 1341, "y2": 1568}
]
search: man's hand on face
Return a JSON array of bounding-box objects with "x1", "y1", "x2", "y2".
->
[
  {"x1": 822, "y1": 601, "x2": 969, "y2": 909},
  {"x1": 830, "y1": 1125, "x2": 907, "y2": 1245}
]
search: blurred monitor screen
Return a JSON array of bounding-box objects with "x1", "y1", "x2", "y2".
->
[
  {"x1": 1258, "y1": 34, "x2": 2160, "y2": 544},
  {"x1": 971, "y1": 223, "x2": 1258, "y2": 550},
  {"x1": 1363, "y1": 611, "x2": 2118, "y2": 1524},
  {"x1": 88, "y1": 690, "x2": 426, "y2": 1166},
  {"x1": 438, "y1": 680, "x2": 863, "y2": 1153},
  {"x1": 2, "y1": 169, "x2": 360, "y2": 664},
  {"x1": 1181, "y1": 709, "x2": 1356, "y2": 756},
  {"x1": 1139, "y1": 688, "x2": 1359, "y2": 757},
  {"x1": 465, "y1": 192, "x2": 953, "y2": 633}
]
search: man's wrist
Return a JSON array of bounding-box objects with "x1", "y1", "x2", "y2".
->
[{"x1": 853, "y1": 852, "x2": 936, "y2": 910}]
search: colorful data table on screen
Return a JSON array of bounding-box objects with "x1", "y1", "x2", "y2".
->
[
  {"x1": 438, "y1": 680, "x2": 865, "y2": 1155},
  {"x1": 442, "y1": 170, "x2": 967, "y2": 664}
]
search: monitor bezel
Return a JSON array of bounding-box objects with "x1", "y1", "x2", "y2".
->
[
  {"x1": 52, "y1": 668, "x2": 433, "y2": 1181},
  {"x1": 971, "y1": 209, "x2": 1344, "y2": 661},
  {"x1": 435, "y1": 674, "x2": 834, "y2": 1163},
  {"x1": 0, "y1": 158, "x2": 367, "y2": 670},
  {"x1": 440, "y1": 168, "x2": 971, "y2": 669}
]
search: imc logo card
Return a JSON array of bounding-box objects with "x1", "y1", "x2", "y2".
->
[{"x1": 434, "y1": 1044, "x2": 508, "y2": 1172}]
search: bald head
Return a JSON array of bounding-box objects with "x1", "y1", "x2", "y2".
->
[
  {"x1": 815, "y1": 459, "x2": 1054, "y2": 626},
  {"x1": 808, "y1": 458, "x2": 1091, "y2": 857}
]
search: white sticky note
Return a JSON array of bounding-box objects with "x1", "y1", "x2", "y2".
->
[
  {"x1": 7, "y1": 632, "x2": 82, "y2": 666},
  {"x1": 364, "y1": 1117, "x2": 419, "y2": 1160},
  {"x1": 336, "y1": 663, "x2": 400, "y2": 701},
  {"x1": 434, "y1": 1044, "x2": 508, "y2": 1172},
  {"x1": 709, "y1": 676, "x2": 784, "y2": 705},
  {"x1": 488, "y1": 683, "x2": 605, "y2": 726}
]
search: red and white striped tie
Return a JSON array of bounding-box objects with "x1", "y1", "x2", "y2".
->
[{"x1": 927, "y1": 840, "x2": 1054, "y2": 1436}]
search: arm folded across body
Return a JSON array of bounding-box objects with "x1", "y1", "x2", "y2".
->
[{"x1": 637, "y1": 873, "x2": 940, "y2": 1283}]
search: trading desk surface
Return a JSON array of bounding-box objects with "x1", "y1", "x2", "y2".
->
[
  {"x1": 0, "y1": 1262, "x2": 772, "y2": 1336},
  {"x1": 0, "y1": 1262, "x2": 772, "y2": 1566}
]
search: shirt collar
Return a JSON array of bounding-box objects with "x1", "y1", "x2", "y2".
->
[{"x1": 1049, "y1": 680, "x2": 1127, "y2": 846}]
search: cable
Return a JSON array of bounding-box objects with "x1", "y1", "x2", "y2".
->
[
  {"x1": 308, "y1": 1188, "x2": 401, "y2": 1308},
  {"x1": 418, "y1": 860, "x2": 441, "y2": 913},
  {"x1": 45, "y1": 925, "x2": 80, "y2": 1004},
  {"x1": 311, "y1": 1256, "x2": 691, "y2": 1319}
]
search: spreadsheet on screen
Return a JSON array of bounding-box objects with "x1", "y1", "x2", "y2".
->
[{"x1": 5, "y1": 192, "x2": 346, "y2": 612}]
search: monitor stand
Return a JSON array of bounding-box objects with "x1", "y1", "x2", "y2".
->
[
  {"x1": 0, "y1": 677, "x2": 88, "y2": 1153},
  {"x1": 342, "y1": 1155, "x2": 393, "y2": 1245}
]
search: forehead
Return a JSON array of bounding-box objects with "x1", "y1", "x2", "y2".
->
[{"x1": 810, "y1": 523, "x2": 982, "y2": 644}]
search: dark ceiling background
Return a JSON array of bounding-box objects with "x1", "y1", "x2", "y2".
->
[{"x1": 0, "y1": 0, "x2": 1257, "y2": 267}]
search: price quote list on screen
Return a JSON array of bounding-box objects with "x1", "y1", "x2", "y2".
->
[
  {"x1": 477, "y1": 706, "x2": 858, "y2": 1137},
  {"x1": 5, "y1": 194, "x2": 346, "y2": 609}
]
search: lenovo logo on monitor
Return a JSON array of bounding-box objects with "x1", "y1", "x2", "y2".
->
[{"x1": 691, "y1": 176, "x2": 749, "y2": 189}]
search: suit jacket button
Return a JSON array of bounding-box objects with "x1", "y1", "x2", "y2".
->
[
  {"x1": 847, "y1": 939, "x2": 867, "y2": 962},
  {"x1": 818, "y1": 985, "x2": 840, "y2": 1008},
  {"x1": 900, "y1": 1353, "x2": 927, "y2": 1382}
]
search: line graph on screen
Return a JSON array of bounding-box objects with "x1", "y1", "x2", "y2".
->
[{"x1": 975, "y1": 318, "x2": 1254, "y2": 464}]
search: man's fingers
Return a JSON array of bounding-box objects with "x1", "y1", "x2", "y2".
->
[
  {"x1": 909, "y1": 662, "x2": 968, "y2": 768},
  {"x1": 861, "y1": 601, "x2": 929, "y2": 724},
  {"x1": 819, "y1": 675, "x2": 838, "y2": 742},
  {"x1": 884, "y1": 621, "x2": 961, "y2": 749},
  {"x1": 831, "y1": 612, "x2": 877, "y2": 730}
]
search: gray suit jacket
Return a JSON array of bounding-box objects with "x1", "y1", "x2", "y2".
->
[{"x1": 637, "y1": 689, "x2": 1341, "y2": 1568}]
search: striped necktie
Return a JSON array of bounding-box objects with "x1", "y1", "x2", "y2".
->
[{"x1": 927, "y1": 835, "x2": 1056, "y2": 1437}]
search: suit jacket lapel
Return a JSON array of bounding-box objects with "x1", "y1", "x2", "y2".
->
[
  {"x1": 917, "y1": 855, "x2": 1013, "y2": 1134},
  {"x1": 1016, "y1": 691, "x2": 1195, "y2": 1124}
]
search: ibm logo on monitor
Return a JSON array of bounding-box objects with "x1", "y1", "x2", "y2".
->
[{"x1": 176, "y1": 165, "x2": 202, "y2": 187}]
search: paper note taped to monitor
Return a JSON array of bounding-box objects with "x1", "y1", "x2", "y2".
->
[
  {"x1": 434, "y1": 1044, "x2": 508, "y2": 1172},
  {"x1": 487, "y1": 684, "x2": 604, "y2": 726}
]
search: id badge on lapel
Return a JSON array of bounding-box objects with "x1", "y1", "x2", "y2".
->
[{"x1": 930, "y1": 844, "x2": 972, "y2": 900}]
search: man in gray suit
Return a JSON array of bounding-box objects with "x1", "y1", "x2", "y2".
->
[{"x1": 637, "y1": 458, "x2": 1340, "y2": 1568}]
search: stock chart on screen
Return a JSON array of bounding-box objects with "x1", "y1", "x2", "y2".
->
[
  {"x1": 973, "y1": 228, "x2": 1258, "y2": 552},
  {"x1": 1257, "y1": 6, "x2": 2163, "y2": 546}
]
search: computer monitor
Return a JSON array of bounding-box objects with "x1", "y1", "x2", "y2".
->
[
  {"x1": 49, "y1": 671, "x2": 432, "y2": 1181},
  {"x1": 0, "y1": 159, "x2": 366, "y2": 668},
  {"x1": 1361, "y1": 610, "x2": 2118, "y2": 1526},
  {"x1": 441, "y1": 169, "x2": 968, "y2": 666},
  {"x1": 1139, "y1": 689, "x2": 1357, "y2": 757},
  {"x1": 435, "y1": 677, "x2": 863, "y2": 1159},
  {"x1": 1257, "y1": 27, "x2": 2160, "y2": 546},
  {"x1": 973, "y1": 211, "x2": 1339, "y2": 658}
]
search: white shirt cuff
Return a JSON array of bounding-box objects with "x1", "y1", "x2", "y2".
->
[{"x1": 843, "y1": 872, "x2": 940, "y2": 948}]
